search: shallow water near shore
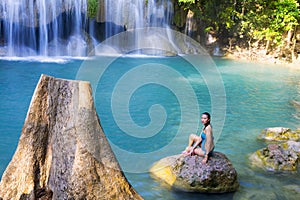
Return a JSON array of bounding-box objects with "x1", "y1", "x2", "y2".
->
[{"x1": 0, "y1": 56, "x2": 300, "y2": 199}]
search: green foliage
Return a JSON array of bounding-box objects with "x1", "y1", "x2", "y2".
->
[
  {"x1": 176, "y1": 0, "x2": 239, "y2": 36},
  {"x1": 87, "y1": 0, "x2": 98, "y2": 18},
  {"x1": 178, "y1": 0, "x2": 195, "y2": 4},
  {"x1": 238, "y1": 0, "x2": 299, "y2": 45},
  {"x1": 173, "y1": 11, "x2": 183, "y2": 27},
  {"x1": 176, "y1": 0, "x2": 300, "y2": 48},
  {"x1": 272, "y1": 0, "x2": 299, "y2": 31}
]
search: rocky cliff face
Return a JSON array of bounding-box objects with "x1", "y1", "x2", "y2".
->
[{"x1": 0, "y1": 74, "x2": 142, "y2": 200}]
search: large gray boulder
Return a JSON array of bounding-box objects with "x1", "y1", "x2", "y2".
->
[
  {"x1": 249, "y1": 141, "x2": 300, "y2": 171},
  {"x1": 0, "y1": 74, "x2": 142, "y2": 200},
  {"x1": 149, "y1": 152, "x2": 239, "y2": 193}
]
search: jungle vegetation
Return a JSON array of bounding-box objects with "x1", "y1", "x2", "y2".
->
[
  {"x1": 177, "y1": 0, "x2": 300, "y2": 62},
  {"x1": 88, "y1": 0, "x2": 300, "y2": 62}
]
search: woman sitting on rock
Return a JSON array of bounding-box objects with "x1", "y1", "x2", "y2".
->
[{"x1": 182, "y1": 112, "x2": 214, "y2": 164}]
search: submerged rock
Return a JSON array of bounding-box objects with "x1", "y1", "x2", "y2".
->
[
  {"x1": 290, "y1": 100, "x2": 300, "y2": 109},
  {"x1": 149, "y1": 152, "x2": 239, "y2": 193},
  {"x1": 0, "y1": 74, "x2": 142, "y2": 200},
  {"x1": 283, "y1": 184, "x2": 300, "y2": 196},
  {"x1": 258, "y1": 127, "x2": 300, "y2": 141},
  {"x1": 249, "y1": 141, "x2": 300, "y2": 171}
]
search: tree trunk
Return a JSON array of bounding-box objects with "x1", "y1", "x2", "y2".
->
[
  {"x1": 291, "y1": 25, "x2": 297, "y2": 63},
  {"x1": 287, "y1": 29, "x2": 293, "y2": 46},
  {"x1": 265, "y1": 40, "x2": 270, "y2": 55},
  {"x1": 248, "y1": 39, "x2": 252, "y2": 58},
  {"x1": 0, "y1": 74, "x2": 143, "y2": 200}
]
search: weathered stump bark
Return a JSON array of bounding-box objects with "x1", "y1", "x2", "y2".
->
[{"x1": 0, "y1": 74, "x2": 142, "y2": 200}]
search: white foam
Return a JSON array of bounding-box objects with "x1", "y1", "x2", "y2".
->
[{"x1": 0, "y1": 56, "x2": 87, "y2": 63}]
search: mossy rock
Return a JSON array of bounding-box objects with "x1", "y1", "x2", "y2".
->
[
  {"x1": 249, "y1": 142, "x2": 300, "y2": 171},
  {"x1": 258, "y1": 127, "x2": 300, "y2": 141}
]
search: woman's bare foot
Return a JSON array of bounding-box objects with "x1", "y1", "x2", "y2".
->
[
  {"x1": 202, "y1": 156, "x2": 208, "y2": 164},
  {"x1": 181, "y1": 150, "x2": 192, "y2": 155},
  {"x1": 182, "y1": 146, "x2": 192, "y2": 155},
  {"x1": 182, "y1": 146, "x2": 196, "y2": 156}
]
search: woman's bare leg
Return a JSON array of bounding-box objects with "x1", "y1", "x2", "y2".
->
[
  {"x1": 188, "y1": 134, "x2": 200, "y2": 147},
  {"x1": 182, "y1": 134, "x2": 201, "y2": 154},
  {"x1": 194, "y1": 148, "x2": 209, "y2": 164},
  {"x1": 193, "y1": 148, "x2": 205, "y2": 156}
]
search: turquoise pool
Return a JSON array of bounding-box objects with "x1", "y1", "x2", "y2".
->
[{"x1": 0, "y1": 56, "x2": 300, "y2": 199}]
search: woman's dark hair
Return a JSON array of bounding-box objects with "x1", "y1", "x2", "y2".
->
[
  {"x1": 202, "y1": 112, "x2": 211, "y2": 129},
  {"x1": 202, "y1": 112, "x2": 211, "y2": 120}
]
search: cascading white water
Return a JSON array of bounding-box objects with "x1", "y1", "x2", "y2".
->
[
  {"x1": 185, "y1": 10, "x2": 194, "y2": 38},
  {"x1": 0, "y1": 0, "x2": 201, "y2": 57},
  {"x1": 100, "y1": 0, "x2": 178, "y2": 55},
  {"x1": 0, "y1": 0, "x2": 87, "y2": 57},
  {"x1": 103, "y1": 0, "x2": 173, "y2": 33}
]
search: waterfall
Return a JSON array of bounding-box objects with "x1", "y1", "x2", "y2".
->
[
  {"x1": 0, "y1": 0, "x2": 88, "y2": 57},
  {"x1": 98, "y1": 0, "x2": 177, "y2": 55},
  {"x1": 0, "y1": 0, "x2": 202, "y2": 57},
  {"x1": 184, "y1": 10, "x2": 194, "y2": 38},
  {"x1": 103, "y1": 0, "x2": 173, "y2": 34}
]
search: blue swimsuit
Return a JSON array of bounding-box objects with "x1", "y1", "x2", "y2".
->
[
  {"x1": 200, "y1": 132, "x2": 206, "y2": 153},
  {"x1": 199, "y1": 131, "x2": 214, "y2": 156}
]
